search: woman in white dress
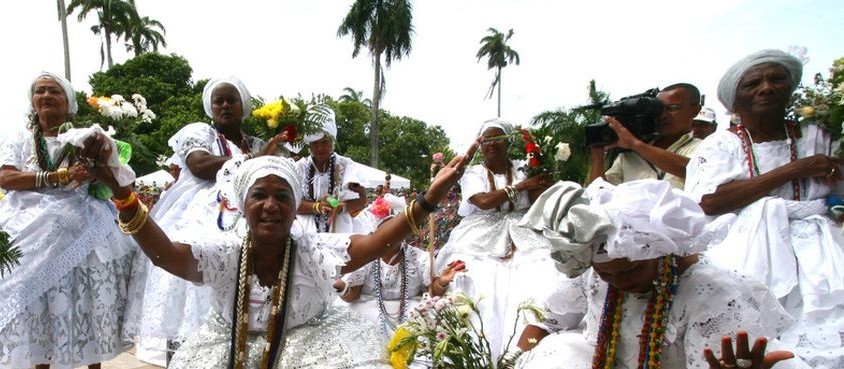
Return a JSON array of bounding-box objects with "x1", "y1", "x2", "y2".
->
[
  {"x1": 433, "y1": 118, "x2": 567, "y2": 360},
  {"x1": 295, "y1": 112, "x2": 368, "y2": 234},
  {"x1": 685, "y1": 49, "x2": 844, "y2": 369},
  {"x1": 80, "y1": 130, "x2": 476, "y2": 368},
  {"x1": 0, "y1": 72, "x2": 135, "y2": 369},
  {"x1": 335, "y1": 194, "x2": 466, "y2": 339},
  {"x1": 124, "y1": 77, "x2": 290, "y2": 363},
  {"x1": 515, "y1": 179, "x2": 807, "y2": 369}
]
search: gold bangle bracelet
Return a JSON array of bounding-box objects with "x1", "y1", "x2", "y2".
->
[
  {"x1": 119, "y1": 202, "x2": 149, "y2": 235},
  {"x1": 57, "y1": 167, "x2": 69, "y2": 185},
  {"x1": 405, "y1": 200, "x2": 421, "y2": 235}
]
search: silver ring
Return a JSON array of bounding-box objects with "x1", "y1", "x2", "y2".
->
[{"x1": 736, "y1": 358, "x2": 752, "y2": 368}]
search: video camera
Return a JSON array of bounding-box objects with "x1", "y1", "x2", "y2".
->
[{"x1": 583, "y1": 88, "x2": 663, "y2": 147}]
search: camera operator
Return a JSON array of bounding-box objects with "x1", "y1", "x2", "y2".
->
[{"x1": 588, "y1": 83, "x2": 702, "y2": 189}]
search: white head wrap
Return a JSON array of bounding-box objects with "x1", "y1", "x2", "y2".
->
[
  {"x1": 478, "y1": 117, "x2": 514, "y2": 136},
  {"x1": 202, "y1": 77, "x2": 253, "y2": 120},
  {"x1": 717, "y1": 49, "x2": 803, "y2": 112},
  {"x1": 218, "y1": 156, "x2": 303, "y2": 212},
  {"x1": 29, "y1": 72, "x2": 77, "y2": 115},
  {"x1": 303, "y1": 107, "x2": 337, "y2": 143},
  {"x1": 519, "y1": 179, "x2": 734, "y2": 277}
]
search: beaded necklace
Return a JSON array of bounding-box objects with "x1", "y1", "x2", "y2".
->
[
  {"x1": 484, "y1": 162, "x2": 514, "y2": 212},
  {"x1": 734, "y1": 121, "x2": 801, "y2": 200},
  {"x1": 592, "y1": 255, "x2": 679, "y2": 369},
  {"x1": 306, "y1": 153, "x2": 337, "y2": 232},
  {"x1": 229, "y1": 236, "x2": 293, "y2": 369},
  {"x1": 32, "y1": 125, "x2": 69, "y2": 171},
  {"x1": 214, "y1": 125, "x2": 251, "y2": 158},
  {"x1": 371, "y1": 247, "x2": 409, "y2": 336}
]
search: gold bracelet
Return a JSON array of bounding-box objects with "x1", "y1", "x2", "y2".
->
[
  {"x1": 313, "y1": 201, "x2": 322, "y2": 214},
  {"x1": 112, "y1": 192, "x2": 138, "y2": 209},
  {"x1": 57, "y1": 167, "x2": 70, "y2": 185},
  {"x1": 404, "y1": 200, "x2": 421, "y2": 235},
  {"x1": 119, "y1": 202, "x2": 149, "y2": 235}
]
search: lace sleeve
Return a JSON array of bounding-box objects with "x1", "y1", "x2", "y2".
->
[
  {"x1": 190, "y1": 235, "x2": 240, "y2": 289},
  {"x1": 301, "y1": 232, "x2": 352, "y2": 297},
  {"x1": 343, "y1": 263, "x2": 369, "y2": 287},
  {"x1": 457, "y1": 165, "x2": 488, "y2": 216},
  {"x1": 168, "y1": 122, "x2": 216, "y2": 162},
  {"x1": 414, "y1": 247, "x2": 434, "y2": 287},
  {"x1": 0, "y1": 128, "x2": 28, "y2": 169},
  {"x1": 681, "y1": 262, "x2": 795, "y2": 369},
  {"x1": 684, "y1": 131, "x2": 747, "y2": 202},
  {"x1": 532, "y1": 274, "x2": 587, "y2": 333}
]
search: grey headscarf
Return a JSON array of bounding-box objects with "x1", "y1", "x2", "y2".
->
[
  {"x1": 29, "y1": 72, "x2": 78, "y2": 115},
  {"x1": 202, "y1": 77, "x2": 253, "y2": 120},
  {"x1": 717, "y1": 49, "x2": 802, "y2": 113}
]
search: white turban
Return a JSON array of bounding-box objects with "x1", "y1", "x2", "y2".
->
[
  {"x1": 202, "y1": 77, "x2": 253, "y2": 120},
  {"x1": 478, "y1": 117, "x2": 514, "y2": 136},
  {"x1": 218, "y1": 156, "x2": 303, "y2": 211},
  {"x1": 518, "y1": 179, "x2": 734, "y2": 277},
  {"x1": 29, "y1": 72, "x2": 77, "y2": 115},
  {"x1": 717, "y1": 49, "x2": 803, "y2": 113},
  {"x1": 303, "y1": 106, "x2": 337, "y2": 143}
]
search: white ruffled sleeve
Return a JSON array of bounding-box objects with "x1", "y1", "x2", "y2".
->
[
  {"x1": 684, "y1": 131, "x2": 747, "y2": 202},
  {"x1": 190, "y1": 234, "x2": 240, "y2": 290},
  {"x1": 302, "y1": 232, "x2": 352, "y2": 297},
  {"x1": 531, "y1": 274, "x2": 587, "y2": 333},
  {"x1": 168, "y1": 122, "x2": 216, "y2": 162},
  {"x1": 0, "y1": 128, "x2": 28, "y2": 169},
  {"x1": 457, "y1": 164, "x2": 488, "y2": 216},
  {"x1": 343, "y1": 263, "x2": 369, "y2": 287},
  {"x1": 411, "y1": 246, "x2": 434, "y2": 287}
]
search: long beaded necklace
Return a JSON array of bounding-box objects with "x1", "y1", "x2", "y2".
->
[
  {"x1": 734, "y1": 121, "x2": 802, "y2": 200},
  {"x1": 214, "y1": 125, "x2": 251, "y2": 158},
  {"x1": 592, "y1": 255, "x2": 679, "y2": 369},
  {"x1": 485, "y1": 162, "x2": 514, "y2": 212},
  {"x1": 307, "y1": 153, "x2": 337, "y2": 232},
  {"x1": 229, "y1": 236, "x2": 293, "y2": 369},
  {"x1": 371, "y1": 247, "x2": 409, "y2": 336},
  {"x1": 33, "y1": 125, "x2": 69, "y2": 171}
]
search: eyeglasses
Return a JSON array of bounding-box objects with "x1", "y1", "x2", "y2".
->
[{"x1": 481, "y1": 135, "x2": 509, "y2": 145}]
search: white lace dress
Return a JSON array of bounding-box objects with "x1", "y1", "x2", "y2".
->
[
  {"x1": 123, "y1": 123, "x2": 265, "y2": 348},
  {"x1": 0, "y1": 126, "x2": 134, "y2": 369},
  {"x1": 342, "y1": 245, "x2": 432, "y2": 339},
  {"x1": 517, "y1": 260, "x2": 810, "y2": 369},
  {"x1": 296, "y1": 154, "x2": 366, "y2": 234},
  {"x1": 433, "y1": 161, "x2": 574, "y2": 360},
  {"x1": 685, "y1": 124, "x2": 844, "y2": 369},
  {"x1": 168, "y1": 222, "x2": 389, "y2": 369}
]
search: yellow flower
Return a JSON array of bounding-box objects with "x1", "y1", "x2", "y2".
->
[
  {"x1": 0, "y1": 191, "x2": 5, "y2": 201},
  {"x1": 797, "y1": 106, "x2": 815, "y2": 119},
  {"x1": 388, "y1": 326, "x2": 416, "y2": 369},
  {"x1": 267, "y1": 118, "x2": 279, "y2": 129}
]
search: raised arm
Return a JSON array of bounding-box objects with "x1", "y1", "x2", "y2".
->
[
  {"x1": 82, "y1": 133, "x2": 202, "y2": 283},
  {"x1": 343, "y1": 139, "x2": 480, "y2": 273}
]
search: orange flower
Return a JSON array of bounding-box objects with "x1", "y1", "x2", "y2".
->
[{"x1": 86, "y1": 96, "x2": 100, "y2": 109}]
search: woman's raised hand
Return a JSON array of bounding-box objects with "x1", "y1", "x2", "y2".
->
[
  {"x1": 704, "y1": 330, "x2": 794, "y2": 369},
  {"x1": 428, "y1": 137, "x2": 480, "y2": 200},
  {"x1": 256, "y1": 131, "x2": 291, "y2": 157},
  {"x1": 78, "y1": 132, "x2": 121, "y2": 190}
]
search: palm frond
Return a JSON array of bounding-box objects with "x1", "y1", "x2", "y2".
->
[{"x1": 0, "y1": 231, "x2": 21, "y2": 278}]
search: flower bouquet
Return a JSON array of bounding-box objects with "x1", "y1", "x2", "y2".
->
[
  {"x1": 387, "y1": 293, "x2": 544, "y2": 369},
  {"x1": 507, "y1": 126, "x2": 571, "y2": 181},
  {"x1": 791, "y1": 56, "x2": 844, "y2": 143},
  {"x1": 251, "y1": 97, "x2": 329, "y2": 151}
]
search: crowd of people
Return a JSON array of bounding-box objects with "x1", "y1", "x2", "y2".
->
[{"x1": 0, "y1": 48, "x2": 842, "y2": 369}]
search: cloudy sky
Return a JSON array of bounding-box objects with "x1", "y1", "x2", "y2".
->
[{"x1": 2, "y1": 0, "x2": 842, "y2": 155}]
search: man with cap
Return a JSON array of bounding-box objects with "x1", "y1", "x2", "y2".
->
[
  {"x1": 295, "y1": 107, "x2": 368, "y2": 234},
  {"x1": 692, "y1": 106, "x2": 718, "y2": 139}
]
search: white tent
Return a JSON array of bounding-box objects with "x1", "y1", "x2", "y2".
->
[
  {"x1": 136, "y1": 169, "x2": 175, "y2": 188},
  {"x1": 353, "y1": 163, "x2": 411, "y2": 189}
]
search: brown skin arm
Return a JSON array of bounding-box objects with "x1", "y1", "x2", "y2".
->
[
  {"x1": 332, "y1": 279, "x2": 363, "y2": 302},
  {"x1": 608, "y1": 116, "x2": 690, "y2": 179},
  {"x1": 184, "y1": 151, "x2": 229, "y2": 181},
  {"x1": 343, "y1": 140, "x2": 479, "y2": 273},
  {"x1": 699, "y1": 154, "x2": 844, "y2": 215},
  {"x1": 468, "y1": 174, "x2": 550, "y2": 210},
  {"x1": 516, "y1": 324, "x2": 550, "y2": 351},
  {"x1": 344, "y1": 183, "x2": 368, "y2": 214},
  {"x1": 81, "y1": 134, "x2": 202, "y2": 283},
  {"x1": 588, "y1": 146, "x2": 608, "y2": 183}
]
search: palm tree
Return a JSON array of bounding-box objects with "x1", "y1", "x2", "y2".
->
[
  {"x1": 476, "y1": 27, "x2": 520, "y2": 117},
  {"x1": 337, "y1": 0, "x2": 414, "y2": 168},
  {"x1": 57, "y1": 0, "x2": 72, "y2": 81},
  {"x1": 339, "y1": 87, "x2": 372, "y2": 107},
  {"x1": 67, "y1": 0, "x2": 140, "y2": 69},
  {"x1": 124, "y1": 16, "x2": 166, "y2": 56}
]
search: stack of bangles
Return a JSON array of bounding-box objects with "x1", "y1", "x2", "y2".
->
[
  {"x1": 503, "y1": 185, "x2": 518, "y2": 202},
  {"x1": 404, "y1": 199, "x2": 422, "y2": 235},
  {"x1": 33, "y1": 168, "x2": 71, "y2": 189},
  {"x1": 112, "y1": 192, "x2": 149, "y2": 235},
  {"x1": 312, "y1": 201, "x2": 322, "y2": 214}
]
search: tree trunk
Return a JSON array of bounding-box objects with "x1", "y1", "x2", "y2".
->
[
  {"x1": 57, "y1": 0, "x2": 71, "y2": 81},
  {"x1": 105, "y1": 29, "x2": 114, "y2": 68},
  {"x1": 370, "y1": 53, "x2": 382, "y2": 168},
  {"x1": 497, "y1": 67, "x2": 502, "y2": 117}
]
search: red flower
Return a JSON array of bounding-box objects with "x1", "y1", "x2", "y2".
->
[
  {"x1": 529, "y1": 157, "x2": 540, "y2": 168},
  {"x1": 282, "y1": 125, "x2": 298, "y2": 142},
  {"x1": 525, "y1": 141, "x2": 539, "y2": 153}
]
